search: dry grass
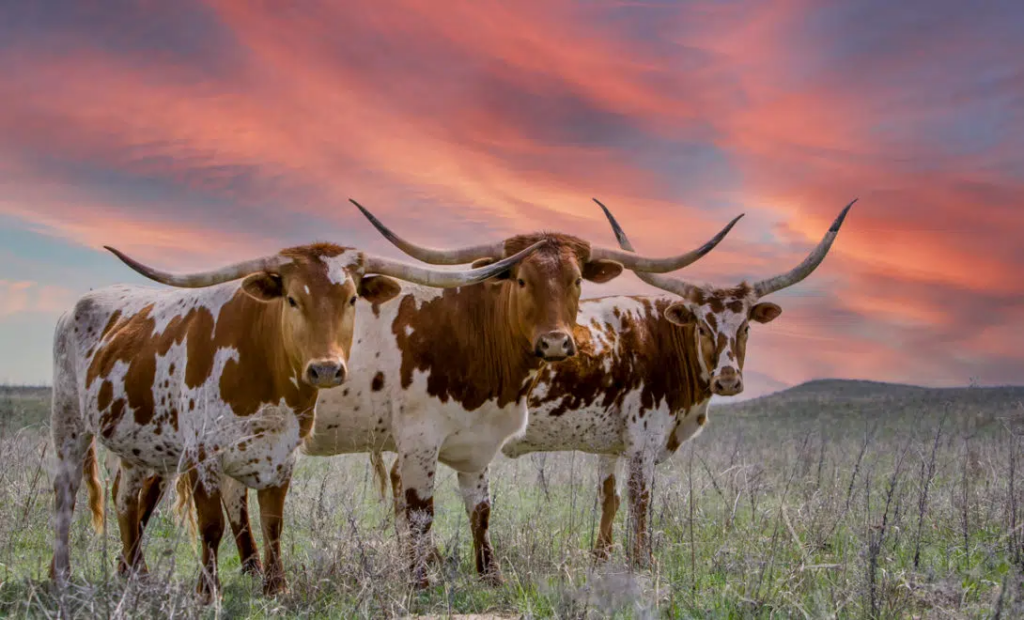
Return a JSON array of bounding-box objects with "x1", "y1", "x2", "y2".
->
[{"x1": 0, "y1": 382, "x2": 1022, "y2": 618}]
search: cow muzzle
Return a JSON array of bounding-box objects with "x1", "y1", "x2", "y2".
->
[
  {"x1": 534, "y1": 331, "x2": 576, "y2": 362},
  {"x1": 711, "y1": 367, "x2": 743, "y2": 396},
  {"x1": 304, "y1": 358, "x2": 347, "y2": 388}
]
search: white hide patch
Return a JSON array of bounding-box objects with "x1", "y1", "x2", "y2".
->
[{"x1": 322, "y1": 251, "x2": 359, "y2": 286}]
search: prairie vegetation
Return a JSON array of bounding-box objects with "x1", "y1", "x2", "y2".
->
[{"x1": 0, "y1": 381, "x2": 1021, "y2": 618}]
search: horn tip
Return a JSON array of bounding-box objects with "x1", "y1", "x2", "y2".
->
[
  {"x1": 103, "y1": 246, "x2": 127, "y2": 260},
  {"x1": 829, "y1": 199, "x2": 857, "y2": 232}
]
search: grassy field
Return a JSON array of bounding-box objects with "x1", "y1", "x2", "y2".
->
[{"x1": 0, "y1": 381, "x2": 1022, "y2": 618}]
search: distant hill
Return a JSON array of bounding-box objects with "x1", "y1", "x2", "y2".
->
[
  {"x1": 0, "y1": 385, "x2": 51, "y2": 430},
  {"x1": 2, "y1": 380, "x2": 1023, "y2": 436},
  {"x1": 712, "y1": 379, "x2": 1024, "y2": 438}
]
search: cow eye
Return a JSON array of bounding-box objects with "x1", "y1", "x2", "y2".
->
[
  {"x1": 349, "y1": 295, "x2": 358, "y2": 306},
  {"x1": 575, "y1": 277, "x2": 583, "y2": 287},
  {"x1": 287, "y1": 296, "x2": 298, "y2": 308},
  {"x1": 517, "y1": 278, "x2": 526, "y2": 288}
]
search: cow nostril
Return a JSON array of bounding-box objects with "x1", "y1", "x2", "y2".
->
[
  {"x1": 334, "y1": 366, "x2": 345, "y2": 381},
  {"x1": 307, "y1": 366, "x2": 319, "y2": 381},
  {"x1": 540, "y1": 340, "x2": 549, "y2": 349}
]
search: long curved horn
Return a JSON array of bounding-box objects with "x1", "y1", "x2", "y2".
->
[
  {"x1": 751, "y1": 199, "x2": 856, "y2": 298},
  {"x1": 105, "y1": 247, "x2": 292, "y2": 288},
  {"x1": 363, "y1": 240, "x2": 545, "y2": 288},
  {"x1": 594, "y1": 201, "x2": 705, "y2": 300},
  {"x1": 352, "y1": 199, "x2": 505, "y2": 264},
  {"x1": 590, "y1": 199, "x2": 743, "y2": 273}
]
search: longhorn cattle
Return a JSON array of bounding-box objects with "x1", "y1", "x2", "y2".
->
[
  {"x1": 50, "y1": 238, "x2": 539, "y2": 602},
  {"x1": 138, "y1": 200, "x2": 742, "y2": 588},
  {"x1": 494, "y1": 198, "x2": 856, "y2": 565}
]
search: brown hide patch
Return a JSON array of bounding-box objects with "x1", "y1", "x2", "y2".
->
[
  {"x1": 97, "y1": 381, "x2": 113, "y2": 411},
  {"x1": 280, "y1": 242, "x2": 349, "y2": 260},
  {"x1": 101, "y1": 310, "x2": 122, "y2": 338},
  {"x1": 371, "y1": 371, "x2": 385, "y2": 392},
  {"x1": 530, "y1": 298, "x2": 711, "y2": 417},
  {"x1": 214, "y1": 292, "x2": 311, "y2": 417},
  {"x1": 87, "y1": 288, "x2": 318, "y2": 437},
  {"x1": 503, "y1": 232, "x2": 590, "y2": 261},
  {"x1": 88, "y1": 304, "x2": 222, "y2": 427},
  {"x1": 665, "y1": 420, "x2": 682, "y2": 453},
  {"x1": 391, "y1": 289, "x2": 536, "y2": 411},
  {"x1": 597, "y1": 474, "x2": 620, "y2": 555},
  {"x1": 404, "y1": 488, "x2": 433, "y2": 529}
]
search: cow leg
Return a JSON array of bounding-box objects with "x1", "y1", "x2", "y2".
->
[
  {"x1": 257, "y1": 480, "x2": 290, "y2": 596},
  {"x1": 188, "y1": 470, "x2": 225, "y2": 604},
  {"x1": 50, "y1": 433, "x2": 89, "y2": 583},
  {"x1": 137, "y1": 474, "x2": 167, "y2": 529},
  {"x1": 626, "y1": 454, "x2": 656, "y2": 568},
  {"x1": 114, "y1": 461, "x2": 149, "y2": 577},
  {"x1": 389, "y1": 456, "x2": 405, "y2": 539},
  {"x1": 594, "y1": 455, "x2": 621, "y2": 561},
  {"x1": 49, "y1": 336, "x2": 87, "y2": 584},
  {"x1": 390, "y1": 456, "x2": 444, "y2": 567},
  {"x1": 458, "y1": 468, "x2": 501, "y2": 584},
  {"x1": 397, "y1": 445, "x2": 439, "y2": 589},
  {"x1": 222, "y1": 476, "x2": 262, "y2": 576}
]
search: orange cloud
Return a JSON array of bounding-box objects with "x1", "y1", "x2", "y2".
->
[{"x1": 0, "y1": 0, "x2": 1020, "y2": 391}]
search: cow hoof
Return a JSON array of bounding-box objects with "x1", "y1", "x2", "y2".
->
[
  {"x1": 592, "y1": 546, "x2": 612, "y2": 563},
  {"x1": 410, "y1": 570, "x2": 431, "y2": 590},
  {"x1": 480, "y1": 570, "x2": 504, "y2": 587},
  {"x1": 195, "y1": 578, "x2": 221, "y2": 605},
  {"x1": 629, "y1": 552, "x2": 654, "y2": 570},
  {"x1": 428, "y1": 547, "x2": 444, "y2": 567},
  {"x1": 117, "y1": 558, "x2": 150, "y2": 579},
  {"x1": 241, "y1": 558, "x2": 264, "y2": 577},
  {"x1": 49, "y1": 560, "x2": 70, "y2": 588},
  {"x1": 263, "y1": 572, "x2": 288, "y2": 597}
]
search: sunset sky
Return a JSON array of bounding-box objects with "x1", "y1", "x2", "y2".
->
[{"x1": 1, "y1": 1, "x2": 1021, "y2": 397}]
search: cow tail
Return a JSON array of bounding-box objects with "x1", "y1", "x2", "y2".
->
[
  {"x1": 173, "y1": 475, "x2": 199, "y2": 543},
  {"x1": 369, "y1": 451, "x2": 388, "y2": 501},
  {"x1": 83, "y1": 438, "x2": 105, "y2": 534}
]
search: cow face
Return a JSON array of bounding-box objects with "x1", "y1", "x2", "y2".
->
[
  {"x1": 663, "y1": 284, "x2": 781, "y2": 396},
  {"x1": 472, "y1": 234, "x2": 623, "y2": 362},
  {"x1": 241, "y1": 245, "x2": 401, "y2": 388}
]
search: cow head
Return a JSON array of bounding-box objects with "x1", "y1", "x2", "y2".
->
[
  {"x1": 105, "y1": 239, "x2": 543, "y2": 388},
  {"x1": 351, "y1": 200, "x2": 741, "y2": 363},
  {"x1": 596, "y1": 198, "x2": 855, "y2": 397}
]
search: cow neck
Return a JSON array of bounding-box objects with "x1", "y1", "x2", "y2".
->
[
  {"x1": 674, "y1": 311, "x2": 713, "y2": 414},
  {"x1": 452, "y1": 282, "x2": 538, "y2": 403},
  {"x1": 218, "y1": 292, "x2": 318, "y2": 424},
  {"x1": 632, "y1": 297, "x2": 711, "y2": 415},
  {"x1": 391, "y1": 283, "x2": 537, "y2": 411}
]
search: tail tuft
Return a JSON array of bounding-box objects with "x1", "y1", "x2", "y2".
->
[
  {"x1": 369, "y1": 451, "x2": 388, "y2": 501},
  {"x1": 83, "y1": 439, "x2": 105, "y2": 534},
  {"x1": 173, "y1": 475, "x2": 199, "y2": 543}
]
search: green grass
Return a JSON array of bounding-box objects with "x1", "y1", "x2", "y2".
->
[{"x1": 1, "y1": 381, "x2": 1023, "y2": 618}]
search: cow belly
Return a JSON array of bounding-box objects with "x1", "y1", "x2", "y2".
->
[
  {"x1": 220, "y1": 406, "x2": 303, "y2": 489},
  {"x1": 438, "y1": 402, "x2": 528, "y2": 472},
  {"x1": 302, "y1": 401, "x2": 387, "y2": 456},
  {"x1": 98, "y1": 425, "x2": 183, "y2": 473},
  {"x1": 502, "y1": 405, "x2": 625, "y2": 458}
]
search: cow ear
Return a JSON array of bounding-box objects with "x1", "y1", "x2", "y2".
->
[
  {"x1": 241, "y1": 273, "x2": 284, "y2": 302},
  {"x1": 750, "y1": 302, "x2": 782, "y2": 324},
  {"x1": 664, "y1": 302, "x2": 697, "y2": 327},
  {"x1": 359, "y1": 275, "x2": 402, "y2": 304},
  {"x1": 472, "y1": 257, "x2": 513, "y2": 284},
  {"x1": 582, "y1": 259, "x2": 624, "y2": 284}
]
